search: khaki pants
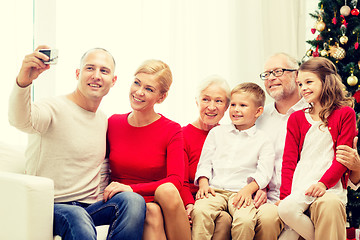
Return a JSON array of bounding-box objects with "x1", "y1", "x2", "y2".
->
[
  {"x1": 212, "y1": 211, "x2": 232, "y2": 240},
  {"x1": 191, "y1": 189, "x2": 257, "y2": 240},
  {"x1": 279, "y1": 192, "x2": 346, "y2": 240},
  {"x1": 254, "y1": 203, "x2": 283, "y2": 240},
  {"x1": 308, "y1": 192, "x2": 346, "y2": 240}
]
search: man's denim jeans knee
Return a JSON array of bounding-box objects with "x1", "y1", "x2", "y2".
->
[{"x1": 54, "y1": 192, "x2": 146, "y2": 240}]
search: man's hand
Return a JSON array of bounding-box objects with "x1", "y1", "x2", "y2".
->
[
  {"x1": 336, "y1": 137, "x2": 360, "y2": 185},
  {"x1": 103, "y1": 181, "x2": 133, "y2": 202},
  {"x1": 16, "y1": 45, "x2": 51, "y2": 88},
  {"x1": 196, "y1": 177, "x2": 215, "y2": 199},
  {"x1": 336, "y1": 137, "x2": 360, "y2": 171},
  {"x1": 305, "y1": 182, "x2": 326, "y2": 197},
  {"x1": 253, "y1": 188, "x2": 267, "y2": 208}
]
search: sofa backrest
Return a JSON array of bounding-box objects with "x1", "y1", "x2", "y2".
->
[{"x1": 0, "y1": 141, "x2": 26, "y2": 173}]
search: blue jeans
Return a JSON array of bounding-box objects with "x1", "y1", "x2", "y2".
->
[{"x1": 54, "y1": 192, "x2": 146, "y2": 240}]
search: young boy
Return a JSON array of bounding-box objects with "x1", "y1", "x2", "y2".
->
[{"x1": 191, "y1": 82, "x2": 275, "y2": 240}]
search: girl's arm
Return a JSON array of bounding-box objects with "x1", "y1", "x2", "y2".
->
[
  {"x1": 319, "y1": 107, "x2": 356, "y2": 189},
  {"x1": 280, "y1": 112, "x2": 302, "y2": 199}
]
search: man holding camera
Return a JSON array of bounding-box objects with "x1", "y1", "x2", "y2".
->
[{"x1": 9, "y1": 45, "x2": 146, "y2": 240}]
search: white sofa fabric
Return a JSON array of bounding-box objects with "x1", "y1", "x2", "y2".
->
[{"x1": 0, "y1": 142, "x2": 109, "y2": 240}]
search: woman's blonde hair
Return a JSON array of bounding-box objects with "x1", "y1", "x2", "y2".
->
[
  {"x1": 299, "y1": 57, "x2": 354, "y2": 126},
  {"x1": 134, "y1": 59, "x2": 172, "y2": 94}
]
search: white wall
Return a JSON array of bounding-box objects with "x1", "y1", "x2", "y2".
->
[
  {"x1": 0, "y1": 0, "x2": 33, "y2": 146},
  {"x1": 1, "y1": 0, "x2": 319, "y2": 146}
]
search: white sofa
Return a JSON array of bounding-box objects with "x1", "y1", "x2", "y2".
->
[{"x1": 0, "y1": 142, "x2": 109, "y2": 240}]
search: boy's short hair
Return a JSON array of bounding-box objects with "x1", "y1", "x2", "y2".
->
[{"x1": 231, "y1": 82, "x2": 265, "y2": 107}]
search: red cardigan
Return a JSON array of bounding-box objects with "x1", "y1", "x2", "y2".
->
[
  {"x1": 280, "y1": 106, "x2": 356, "y2": 200},
  {"x1": 107, "y1": 113, "x2": 184, "y2": 202}
]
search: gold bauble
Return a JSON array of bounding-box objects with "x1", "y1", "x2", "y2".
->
[
  {"x1": 329, "y1": 45, "x2": 346, "y2": 60},
  {"x1": 358, "y1": 60, "x2": 360, "y2": 69},
  {"x1": 347, "y1": 74, "x2": 358, "y2": 86},
  {"x1": 340, "y1": 5, "x2": 351, "y2": 16},
  {"x1": 316, "y1": 20, "x2": 326, "y2": 32},
  {"x1": 320, "y1": 49, "x2": 328, "y2": 57},
  {"x1": 340, "y1": 35, "x2": 349, "y2": 45}
]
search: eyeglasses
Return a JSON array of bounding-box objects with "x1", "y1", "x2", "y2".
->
[{"x1": 259, "y1": 68, "x2": 297, "y2": 80}]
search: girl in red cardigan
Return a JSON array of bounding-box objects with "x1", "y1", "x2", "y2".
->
[{"x1": 277, "y1": 57, "x2": 356, "y2": 240}]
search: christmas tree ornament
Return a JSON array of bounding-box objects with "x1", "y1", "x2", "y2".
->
[
  {"x1": 355, "y1": 34, "x2": 359, "y2": 50},
  {"x1": 321, "y1": 42, "x2": 329, "y2": 56},
  {"x1": 312, "y1": 45, "x2": 320, "y2": 57},
  {"x1": 320, "y1": 49, "x2": 328, "y2": 56},
  {"x1": 329, "y1": 44, "x2": 346, "y2": 60},
  {"x1": 306, "y1": 49, "x2": 313, "y2": 57},
  {"x1": 351, "y1": 8, "x2": 360, "y2": 15},
  {"x1": 351, "y1": 0, "x2": 359, "y2": 15},
  {"x1": 340, "y1": 5, "x2": 351, "y2": 16},
  {"x1": 340, "y1": 35, "x2": 349, "y2": 44},
  {"x1": 311, "y1": 28, "x2": 316, "y2": 34},
  {"x1": 332, "y1": 11, "x2": 337, "y2": 25},
  {"x1": 340, "y1": 15, "x2": 348, "y2": 28},
  {"x1": 316, "y1": 18, "x2": 326, "y2": 32},
  {"x1": 358, "y1": 60, "x2": 360, "y2": 69},
  {"x1": 347, "y1": 73, "x2": 358, "y2": 86},
  {"x1": 340, "y1": 25, "x2": 348, "y2": 44}
]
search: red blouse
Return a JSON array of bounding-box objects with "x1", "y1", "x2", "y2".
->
[{"x1": 107, "y1": 113, "x2": 184, "y2": 202}]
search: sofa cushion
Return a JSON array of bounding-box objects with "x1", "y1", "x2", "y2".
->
[{"x1": 0, "y1": 141, "x2": 26, "y2": 173}]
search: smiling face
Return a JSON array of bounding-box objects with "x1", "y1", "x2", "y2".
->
[
  {"x1": 196, "y1": 83, "x2": 229, "y2": 128},
  {"x1": 76, "y1": 49, "x2": 117, "y2": 101},
  {"x1": 129, "y1": 73, "x2": 165, "y2": 113},
  {"x1": 263, "y1": 54, "x2": 298, "y2": 101},
  {"x1": 229, "y1": 92, "x2": 263, "y2": 131},
  {"x1": 297, "y1": 70, "x2": 323, "y2": 107}
]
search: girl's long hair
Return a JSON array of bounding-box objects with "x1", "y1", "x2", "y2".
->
[{"x1": 299, "y1": 57, "x2": 354, "y2": 126}]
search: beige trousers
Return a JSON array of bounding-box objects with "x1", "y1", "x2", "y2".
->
[
  {"x1": 280, "y1": 192, "x2": 346, "y2": 240},
  {"x1": 308, "y1": 192, "x2": 347, "y2": 240},
  {"x1": 212, "y1": 211, "x2": 232, "y2": 240},
  {"x1": 191, "y1": 189, "x2": 257, "y2": 240},
  {"x1": 254, "y1": 203, "x2": 283, "y2": 240}
]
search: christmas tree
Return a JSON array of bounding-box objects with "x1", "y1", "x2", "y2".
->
[{"x1": 305, "y1": 0, "x2": 360, "y2": 228}]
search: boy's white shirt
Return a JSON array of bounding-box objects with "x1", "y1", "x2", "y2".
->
[{"x1": 194, "y1": 124, "x2": 275, "y2": 192}]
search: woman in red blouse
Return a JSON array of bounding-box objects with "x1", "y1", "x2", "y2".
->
[
  {"x1": 179, "y1": 75, "x2": 232, "y2": 239},
  {"x1": 104, "y1": 60, "x2": 190, "y2": 240}
]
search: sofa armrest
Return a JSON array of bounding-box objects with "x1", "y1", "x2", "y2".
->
[{"x1": 0, "y1": 171, "x2": 54, "y2": 240}]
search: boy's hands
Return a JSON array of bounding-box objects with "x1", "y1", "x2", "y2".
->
[
  {"x1": 305, "y1": 182, "x2": 326, "y2": 197},
  {"x1": 232, "y1": 186, "x2": 253, "y2": 209},
  {"x1": 196, "y1": 177, "x2": 216, "y2": 199},
  {"x1": 253, "y1": 188, "x2": 267, "y2": 208},
  {"x1": 232, "y1": 180, "x2": 259, "y2": 209}
]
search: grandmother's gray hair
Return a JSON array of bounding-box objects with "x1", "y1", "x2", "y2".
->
[{"x1": 196, "y1": 75, "x2": 231, "y2": 106}]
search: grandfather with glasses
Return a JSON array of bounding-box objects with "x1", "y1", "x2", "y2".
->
[{"x1": 254, "y1": 52, "x2": 360, "y2": 240}]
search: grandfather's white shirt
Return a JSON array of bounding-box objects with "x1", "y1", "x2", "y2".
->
[
  {"x1": 256, "y1": 98, "x2": 309, "y2": 203},
  {"x1": 194, "y1": 124, "x2": 275, "y2": 192}
]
